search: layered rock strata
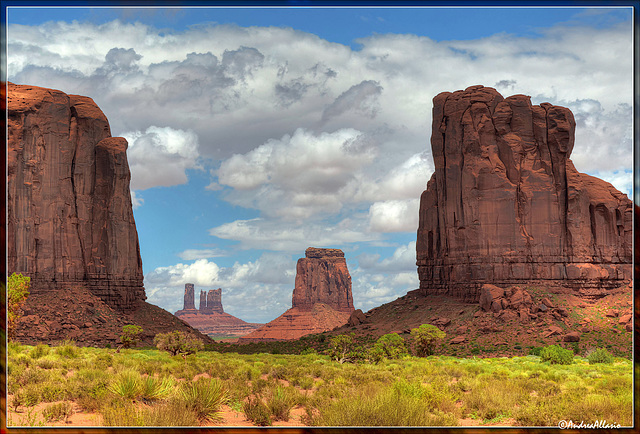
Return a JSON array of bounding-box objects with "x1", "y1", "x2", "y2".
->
[
  {"x1": 417, "y1": 85, "x2": 632, "y2": 300},
  {"x1": 175, "y1": 284, "x2": 262, "y2": 338},
  {"x1": 239, "y1": 248, "x2": 355, "y2": 342},
  {"x1": 7, "y1": 83, "x2": 145, "y2": 311}
]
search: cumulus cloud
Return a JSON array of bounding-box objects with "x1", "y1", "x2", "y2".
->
[
  {"x1": 367, "y1": 199, "x2": 420, "y2": 233},
  {"x1": 358, "y1": 241, "x2": 417, "y2": 273},
  {"x1": 321, "y1": 80, "x2": 383, "y2": 122},
  {"x1": 216, "y1": 127, "x2": 377, "y2": 220},
  {"x1": 123, "y1": 126, "x2": 202, "y2": 190}
]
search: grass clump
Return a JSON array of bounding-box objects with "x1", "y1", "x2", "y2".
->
[
  {"x1": 42, "y1": 402, "x2": 74, "y2": 423},
  {"x1": 243, "y1": 397, "x2": 272, "y2": 426},
  {"x1": 587, "y1": 348, "x2": 614, "y2": 364},
  {"x1": 179, "y1": 378, "x2": 228, "y2": 422},
  {"x1": 140, "y1": 376, "x2": 175, "y2": 401},
  {"x1": 540, "y1": 345, "x2": 573, "y2": 365}
]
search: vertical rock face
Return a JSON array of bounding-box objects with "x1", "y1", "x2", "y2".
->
[
  {"x1": 291, "y1": 248, "x2": 354, "y2": 312},
  {"x1": 183, "y1": 284, "x2": 196, "y2": 310},
  {"x1": 207, "y1": 289, "x2": 224, "y2": 313},
  {"x1": 417, "y1": 85, "x2": 632, "y2": 300},
  {"x1": 7, "y1": 82, "x2": 145, "y2": 311},
  {"x1": 239, "y1": 248, "x2": 355, "y2": 342}
]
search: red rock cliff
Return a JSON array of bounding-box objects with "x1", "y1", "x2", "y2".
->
[
  {"x1": 417, "y1": 85, "x2": 632, "y2": 300},
  {"x1": 292, "y1": 247, "x2": 354, "y2": 312},
  {"x1": 7, "y1": 82, "x2": 145, "y2": 311}
]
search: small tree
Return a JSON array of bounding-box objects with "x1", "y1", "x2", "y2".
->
[
  {"x1": 372, "y1": 333, "x2": 408, "y2": 360},
  {"x1": 154, "y1": 331, "x2": 203, "y2": 357},
  {"x1": 410, "y1": 324, "x2": 445, "y2": 357},
  {"x1": 8, "y1": 273, "x2": 30, "y2": 341},
  {"x1": 120, "y1": 325, "x2": 143, "y2": 349},
  {"x1": 329, "y1": 333, "x2": 355, "y2": 364}
]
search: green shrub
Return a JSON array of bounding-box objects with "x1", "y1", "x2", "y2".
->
[
  {"x1": 42, "y1": 402, "x2": 74, "y2": 422},
  {"x1": 154, "y1": 331, "x2": 203, "y2": 356},
  {"x1": 372, "y1": 333, "x2": 408, "y2": 360},
  {"x1": 179, "y1": 378, "x2": 228, "y2": 422},
  {"x1": 120, "y1": 325, "x2": 143, "y2": 349},
  {"x1": 410, "y1": 324, "x2": 446, "y2": 357},
  {"x1": 243, "y1": 397, "x2": 272, "y2": 426},
  {"x1": 540, "y1": 345, "x2": 573, "y2": 365},
  {"x1": 329, "y1": 333, "x2": 355, "y2": 363},
  {"x1": 8, "y1": 272, "x2": 30, "y2": 341},
  {"x1": 29, "y1": 344, "x2": 50, "y2": 360},
  {"x1": 54, "y1": 340, "x2": 79, "y2": 358},
  {"x1": 141, "y1": 398, "x2": 200, "y2": 426},
  {"x1": 528, "y1": 347, "x2": 542, "y2": 357},
  {"x1": 587, "y1": 348, "x2": 614, "y2": 364},
  {"x1": 267, "y1": 386, "x2": 296, "y2": 421}
]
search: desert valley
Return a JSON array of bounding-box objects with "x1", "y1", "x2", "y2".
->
[{"x1": 4, "y1": 79, "x2": 634, "y2": 427}]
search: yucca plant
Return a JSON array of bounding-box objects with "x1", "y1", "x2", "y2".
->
[
  {"x1": 140, "y1": 376, "x2": 175, "y2": 402},
  {"x1": 107, "y1": 370, "x2": 142, "y2": 400},
  {"x1": 179, "y1": 378, "x2": 228, "y2": 422}
]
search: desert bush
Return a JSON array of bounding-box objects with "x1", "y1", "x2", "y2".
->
[
  {"x1": 372, "y1": 333, "x2": 408, "y2": 360},
  {"x1": 120, "y1": 325, "x2": 143, "y2": 349},
  {"x1": 329, "y1": 333, "x2": 355, "y2": 363},
  {"x1": 179, "y1": 378, "x2": 228, "y2": 422},
  {"x1": 154, "y1": 331, "x2": 203, "y2": 356},
  {"x1": 54, "y1": 340, "x2": 79, "y2": 359},
  {"x1": 141, "y1": 398, "x2": 200, "y2": 426},
  {"x1": 266, "y1": 386, "x2": 297, "y2": 421},
  {"x1": 42, "y1": 402, "x2": 74, "y2": 422},
  {"x1": 311, "y1": 384, "x2": 458, "y2": 426},
  {"x1": 29, "y1": 344, "x2": 50, "y2": 360},
  {"x1": 540, "y1": 345, "x2": 573, "y2": 365},
  {"x1": 411, "y1": 324, "x2": 445, "y2": 357},
  {"x1": 101, "y1": 400, "x2": 144, "y2": 426},
  {"x1": 108, "y1": 370, "x2": 142, "y2": 400},
  {"x1": 8, "y1": 273, "x2": 30, "y2": 341},
  {"x1": 587, "y1": 348, "x2": 614, "y2": 364},
  {"x1": 243, "y1": 396, "x2": 272, "y2": 426}
]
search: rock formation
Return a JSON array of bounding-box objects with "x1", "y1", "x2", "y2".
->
[
  {"x1": 7, "y1": 82, "x2": 145, "y2": 311},
  {"x1": 292, "y1": 248, "x2": 354, "y2": 312},
  {"x1": 417, "y1": 85, "x2": 632, "y2": 301},
  {"x1": 239, "y1": 248, "x2": 355, "y2": 342},
  {"x1": 183, "y1": 283, "x2": 196, "y2": 311},
  {"x1": 175, "y1": 284, "x2": 262, "y2": 338}
]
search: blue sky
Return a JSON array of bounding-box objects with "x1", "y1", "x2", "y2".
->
[{"x1": 6, "y1": 5, "x2": 634, "y2": 323}]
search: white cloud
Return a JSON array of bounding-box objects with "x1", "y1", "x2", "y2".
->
[
  {"x1": 123, "y1": 126, "x2": 202, "y2": 190},
  {"x1": 209, "y1": 217, "x2": 380, "y2": 252},
  {"x1": 177, "y1": 249, "x2": 227, "y2": 260},
  {"x1": 367, "y1": 199, "x2": 420, "y2": 233},
  {"x1": 130, "y1": 190, "x2": 144, "y2": 209}
]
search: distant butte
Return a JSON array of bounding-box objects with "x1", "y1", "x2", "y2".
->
[
  {"x1": 416, "y1": 85, "x2": 632, "y2": 301},
  {"x1": 239, "y1": 247, "x2": 355, "y2": 342},
  {"x1": 174, "y1": 284, "x2": 262, "y2": 338}
]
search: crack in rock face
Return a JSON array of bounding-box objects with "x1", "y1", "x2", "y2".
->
[{"x1": 416, "y1": 85, "x2": 632, "y2": 301}]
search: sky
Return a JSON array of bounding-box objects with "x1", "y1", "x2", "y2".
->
[{"x1": 5, "y1": 5, "x2": 634, "y2": 323}]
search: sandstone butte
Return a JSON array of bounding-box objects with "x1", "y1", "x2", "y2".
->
[
  {"x1": 416, "y1": 85, "x2": 632, "y2": 302},
  {"x1": 7, "y1": 82, "x2": 208, "y2": 346},
  {"x1": 174, "y1": 284, "x2": 263, "y2": 338},
  {"x1": 239, "y1": 248, "x2": 355, "y2": 342}
]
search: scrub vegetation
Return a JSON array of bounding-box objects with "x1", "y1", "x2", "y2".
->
[{"x1": 6, "y1": 336, "x2": 632, "y2": 427}]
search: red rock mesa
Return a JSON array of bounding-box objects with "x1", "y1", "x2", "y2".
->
[
  {"x1": 239, "y1": 248, "x2": 355, "y2": 342},
  {"x1": 416, "y1": 85, "x2": 632, "y2": 301}
]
